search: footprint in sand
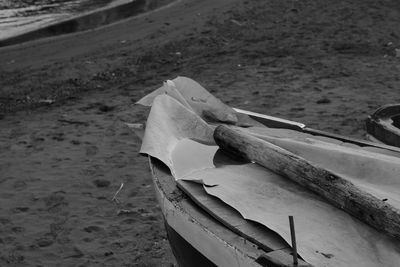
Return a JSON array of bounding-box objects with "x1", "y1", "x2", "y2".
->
[
  {"x1": 86, "y1": 145, "x2": 98, "y2": 156},
  {"x1": 11, "y1": 226, "x2": 25, "y2": 233},
  {"x1": 93, "y1": 179, "x2": 110, "y2": 188},
  {"x1": 11, "y1": 207, "x2": 29, "y2": 213},
  {"x1": 83, "y1": 225, "x2": 104, "y2": 233},
  {"x1": 51, "y1": 132, "x2": 65, "y2": 141},
  {"x1": 35, "y1": 234, "x2": 54, "y2": 248},
  {"x1": 70, "y1": 140, "x2": 80, "y2": 145},
  {"x1": 13, "y1": 180, "x2": 27, "y2": 190},
  {"x1": 43, "y1": 191, "x2": 68, "y2": 213}
]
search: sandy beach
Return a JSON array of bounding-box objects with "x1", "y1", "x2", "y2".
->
[{"x1": 1, "y1": 0, "x2": 400, "y2": 266}]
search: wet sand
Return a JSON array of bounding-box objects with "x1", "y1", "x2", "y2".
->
[{"x1": 1, "y1": 0, "x2": 400, "y2": 266}]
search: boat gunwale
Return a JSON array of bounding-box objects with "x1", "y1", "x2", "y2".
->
[{"x1": 238, "y1": 107, "x2": 400, "y2": 153}]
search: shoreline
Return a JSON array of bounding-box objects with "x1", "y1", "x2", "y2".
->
[
  {"x1": 0, "y1": 0, "x2": 233, "y2": 115},
  {"x1": 0, "y1": 0, "x2": 173, "y2": 47}
]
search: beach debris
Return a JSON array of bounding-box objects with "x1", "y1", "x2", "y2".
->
[
  {"x1": 120, "y1": 40, "x2": 127, "y2": 44},
  {"x1": 112, "y1": 182, "x2": 124, "y2": 203},
  {"x1": 387, "y1": 42, "x2": 393, "y2": 46}
]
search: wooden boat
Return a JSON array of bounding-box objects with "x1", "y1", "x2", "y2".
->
[
  {"x1": 148, "y1": 108, "x2": 400, "y2": 267},
  {"x1": 366, "y1": 104, "x2": 400, "y2": 147}
]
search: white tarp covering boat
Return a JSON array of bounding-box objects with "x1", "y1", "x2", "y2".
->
[{"x1": 137, "y1": 77, "x2": 400, "y2": 266}]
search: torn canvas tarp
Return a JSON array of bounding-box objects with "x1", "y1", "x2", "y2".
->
[
  {"x1": 139, "y1": 94, "x2": 214, "y2": 177},
  {"x1": 188, "y1": 162, "x2": 400, "y2": 267},
  {"x1": 137, "y1": 76, "x2": 262, "y2": 127},
  {"x1": 138, "y1": 77, "x2": 400, "y2": 266}
]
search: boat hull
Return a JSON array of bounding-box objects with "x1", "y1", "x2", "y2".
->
[
  {"x1": 150, "y1": 158, "x2": 269, "y2": 267},
  {"x1": 163, "y1": 219, "x2": 217, "y2": 267},
  {"x1": 366, "y1": 104, "x2": 400, "y2": 147},
  {"x1": 150, "y1": 157, "x2": 312, "y2": 267},
  {"x1": 148, "y1": 108, "x2": 400, "y2": 267}
]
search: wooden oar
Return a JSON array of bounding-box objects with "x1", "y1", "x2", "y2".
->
[{"x1": 214, "y1": 125, "x2": 400, "y2": 241}]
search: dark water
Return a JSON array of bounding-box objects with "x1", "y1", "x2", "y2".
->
[{"x1": 0, "y1": 0, "x2": 130, "y2": 39}]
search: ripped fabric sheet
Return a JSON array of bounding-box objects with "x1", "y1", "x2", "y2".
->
[{"x1": 138, "y1": 77, "x2": 400, "y2": 266}]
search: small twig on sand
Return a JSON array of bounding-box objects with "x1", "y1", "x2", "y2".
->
[
  {"x1": 112, "y1": 182, "x2": 124, "y2": 204},
  {"x1": 231, "y1": 19, "x2": 244, "y2": 26}
]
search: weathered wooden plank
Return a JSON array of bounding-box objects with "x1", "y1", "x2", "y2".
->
[{"x1": 214, "y1": 125, "x2": 400, "y2": 241}]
